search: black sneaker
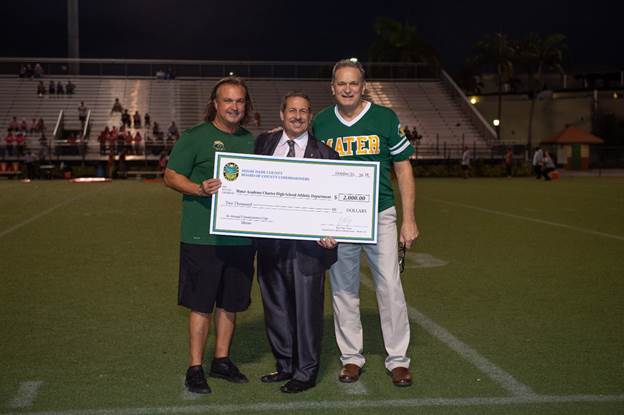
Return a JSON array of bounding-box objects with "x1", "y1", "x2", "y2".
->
[
  {"x1": 185, "y1": 365, "x2": 211, "y2": 394},
  {"x1": 209, "y1": 357, "x2": 249, "y2": 383}
]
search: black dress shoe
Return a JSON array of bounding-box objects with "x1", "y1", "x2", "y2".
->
[
  {"x1": 280, "y1": 379, "x2": 315, "y2": 393},
  {"x1": 185, "y1": 365, "x2": 211, "y2": 394},
  {"x1": 260, "y1": 371, "x2": 293, "y2": 383},
  {"x1": 209, "y1": 357, "x2": 249, "y2": 383}
]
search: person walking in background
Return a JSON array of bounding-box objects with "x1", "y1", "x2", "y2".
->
[
  {"x1": 504, "y1": 147, "x2": 513, "y2": 178},
  {"x1": 461, "y1": 146, "x2": 471, "y2": 179},
  {"x1": 532, "y1": 146, "x2": 544, "y2": 179}
]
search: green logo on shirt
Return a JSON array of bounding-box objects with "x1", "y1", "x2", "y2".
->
[{"x1": 213, "y1": 140, "x2": 225, "y2": 151}]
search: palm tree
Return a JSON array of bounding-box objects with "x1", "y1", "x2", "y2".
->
[
  {"x1": 368, "y1": 17, "x2": 439, "y2": 77},
  {"x1": 515, "y1": 33, "x2": 566, "y2": 152},
  {"x1": 472, "y1": 33, "x2": 515, "y2": 140}
]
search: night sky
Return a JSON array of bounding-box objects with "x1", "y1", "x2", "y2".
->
[{"x1": 2, "y1": 0, "x2": 623, "y2": 71}]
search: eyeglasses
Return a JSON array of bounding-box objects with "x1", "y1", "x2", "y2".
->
[{"x1": 398, "y1": 243, "x2": 406, "y2": 273}]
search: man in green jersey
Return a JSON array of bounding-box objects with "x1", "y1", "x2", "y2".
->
[
  {"x1": 311, "y1": 60, "x2": 420, "y2": 387},
  {"x1": 164, "y1": 77, "x2": 255, "y2": 394}
]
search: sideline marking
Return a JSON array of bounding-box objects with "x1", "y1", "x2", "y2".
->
[
  {"x1": 6, "y1": 394, "x2": 624, "y2": 415},
  {"x1": 0, "y1": 188, "x2": 106, "y2": 239},
  {"x1": 404, "y1": 252, "x2": 448, "y2": 269},
  {"x1": 422, "y1": 196, "x2": 624, "y2": 241},
  {"x1": 8, "y1": 381, "x2": 43, "y2": 409},
  {"x1": 336, "y1": 379, "x2": 368, "y2": 395},
  {"x1": 361, "y1": 276, "x2": 536, "y2": 397},
  {"x1": 180, "y1": 377, "x2": 202, "y2": 401}
]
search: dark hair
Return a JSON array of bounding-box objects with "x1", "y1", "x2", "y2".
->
[
  {"x1": 280, "y1": 90, "x2": 312, "y2": 112},
  {"x1": 204, "y1": 77, "x2": 253, "y2": 125},
  {"x1": 331, "y1": 59, "x2": 366, "y2": 82}
]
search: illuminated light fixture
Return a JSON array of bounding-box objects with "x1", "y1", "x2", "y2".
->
[
  {"x1": 493, "y1": 119, "x2": 500, "y2": 127},
  {"x1": 613, "y1": 92, "x2": 620, "y2": 99},
  {"x1": 229, "y1": 71, "x2": 234, "y2": 76},
  {"x1": 469, "y1": 96, "x2": 478, "y2": 105},
  {"x1": 349, "y1": 57, "x2": 358, "y2": 63}
]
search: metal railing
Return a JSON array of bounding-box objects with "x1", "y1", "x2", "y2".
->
[
  {"x1": 1, "y1": 57, "x2": 436, "y2": 80},
  {"x1": 440, "y1": 70, "x2": 497, "y2": 143}
]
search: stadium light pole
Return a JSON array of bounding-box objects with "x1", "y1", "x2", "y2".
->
[{"x1": 67, "y1": 0, "x2": 80, "y2": 75}]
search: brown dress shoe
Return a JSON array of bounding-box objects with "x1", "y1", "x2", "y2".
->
[
  {"x1": 390, "y1": 367, "x2": 412, "y2": 387},
  {"x1": 338, "y1": 364, "x2": 361, "y2": 383}
]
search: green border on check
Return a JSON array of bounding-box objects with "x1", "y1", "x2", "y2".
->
[{"x1": 210, "y1": 152, "x2": 379, "y2": 243}]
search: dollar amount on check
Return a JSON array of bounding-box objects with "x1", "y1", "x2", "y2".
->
[{"x1": 210, "y1": 152, "x2": 379, "y2": 243}]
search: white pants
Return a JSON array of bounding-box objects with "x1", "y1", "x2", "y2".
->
[{"x1": 330, "y1": 206, "x2": 411, "y2": 371}]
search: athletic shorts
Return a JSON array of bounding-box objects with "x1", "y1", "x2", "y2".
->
[{"x1": 178, "y1": 242, "x2": 255, "y2": 314}]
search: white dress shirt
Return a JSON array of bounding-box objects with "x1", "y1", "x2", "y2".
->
[{"x1": 273, "y1": 131, "x2": 309, "y2": 158}]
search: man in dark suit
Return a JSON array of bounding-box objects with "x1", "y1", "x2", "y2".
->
[{"x1": 255, "y1": 91, "x2": 339, "y2": 393}]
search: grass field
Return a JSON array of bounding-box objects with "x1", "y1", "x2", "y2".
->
[{"x1": 1, "y1": 177, "x2": 623, "y2": 415}]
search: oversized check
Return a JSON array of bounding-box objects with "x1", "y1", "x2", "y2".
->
[{"x1": 210, "y1": 152, "x2": 379, "y2": 243}]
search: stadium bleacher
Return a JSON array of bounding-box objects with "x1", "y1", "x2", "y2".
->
[{"x1": 0, "y1": 75, "x2": 491, "y2": 162}]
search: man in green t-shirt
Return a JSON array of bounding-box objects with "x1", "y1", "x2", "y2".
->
[
  {"x1": 164, "y1": 77, "x2": 255, "y2": 394},
  {"x1": 311, "y1": 59, "x2": 420, "y2": 387}
]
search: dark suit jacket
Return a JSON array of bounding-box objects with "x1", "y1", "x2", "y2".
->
[{"x1": 254, "y1": 131, "x2": 339, "y2": 275}]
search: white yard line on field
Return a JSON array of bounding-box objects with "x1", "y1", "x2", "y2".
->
[
  {"x1": 6, "y1": 394, "x2": 624, "y2": 415},
  {"x1": 422, "y1": 196, "x2": 624, "y2": 241},
  {"x1": 360, "y1": 275, "x2": 536, "y2": 397},
  {"x1": 0, "y1": 187, "x2": 106, "y2": 239},
  {"x1": 7, "y1": 381, "x2": 43, "y2": 409}
]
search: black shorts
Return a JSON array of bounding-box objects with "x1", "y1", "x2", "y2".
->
[{"x1": 178, "y1": 243, "x2": 255, "y2": 314}]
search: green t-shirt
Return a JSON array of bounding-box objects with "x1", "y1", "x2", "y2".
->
[
  {"x1": 311, "y1": 102, "x2": 414, "y2": 212},
  {"x1": 167, "y1": 122, "x2": 255, "y2": 246}
]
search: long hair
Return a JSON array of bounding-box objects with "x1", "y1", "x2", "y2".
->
[{"x1": 204, "y1": 76, "x2": 253, "y2": 125}]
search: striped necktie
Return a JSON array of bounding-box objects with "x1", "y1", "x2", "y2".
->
[{"x1": 286, "y1": 140, "x2": 296, "y2": 157}]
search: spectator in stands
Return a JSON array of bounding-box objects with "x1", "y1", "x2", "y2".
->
[
  {"x1": 167, "y1": 121, "x2": 179, "y2": 140},
  {"x1": 36, "y1": 118, "x2": 46, "y2": 133},
  {"x1": 24, "y1": 151, "x2": 35, "y2": 180},
  {"x1": 532, "y1": 146, "x2": 544, "y2": 179},
  {"x1": 121, "y1": 109, "x2": 132, "y2": 128},
  {"x1": 461, "y1": 146, "x2": 471, "y2": 179},
  {"x1": 155, "y1": 69, "x2": 166, "y2": 79},
  {"x1": 144, "y1": 112, "x2": 151, "y2": 127},
  {"x1": 542, "y1": 151, "x2": 556, "y2": 181},
  {"x1": 29, "y1": 118, "x2": 38, "y2": 133},
  {"x1": 116, "y1": 129, "x2": 126, "y2": 155},
  {"x1": 504, "y1": 148, "x2": 513, "y2": 178},
  {"x1": 37, "y1": 81, "x2": 46, "y2": 97},
  {"x1": 16, "y1": 132, "x2": 25, "y2": 157},
  {"x1": 78, "y1": 102, "x2": 88, "y2": 127},
  {"x1": 152, "y1": 122, "x2": 162, "y2": 139},
  {"x1": 38, "y1": 133, "x2": 49, "y2": 161},
  {"x1": 133, "y1": 131, "x2": 143, "y2": 154},
  {"x1": 411, "y1": 126, "x2": 421, "y2": 143},
  {"x1": 33, "y1": 64, "x2": 44, "y2": 78},
  {"x1": 66, "y1": 80, "x2": 76, "y2": 95},
  {"x1": 4, "y1": 132, "x2": 15, "y2": 156},
  {"x1": 158, "y1": 151, "x2": 168, "y2": 173},
  {"x1": 48, "y1": 80, "x2": 56, "y2": 95},
  {"x1": 133, "y1": 111, "x2": 142, "y2": 129},
  {"x1": 118, "y1": 150, "x2": 128, "y2": 179},
  {"x1": 124, "y1": 130, "x2": 133, "y2": 154},
  {"x1": 98, "y1": 127, "x2": 110, "y2": 155},
  {"x1": 19, "y1": 119, "x2": 28, "y2": 133},
  {"x1": 8, "y1": 117, "x2": 19, "y2": 132},
  {"x1": 19, "y1": 65, "x2": 27, "y2": 78},
  {"x1": 56, "y1": 81, "x2": 65, "y2": 95},
  {"x1": 165, "y1": 67, "x2": 175, "y2": 80},
  {"x1": 111, "y1": 98, "x2": 123, "y2": 114},
  {"x1": 110, "y1": 126, "x2": 119, "y2": 154},
  {"x1": 403, "y1": 125, "x2": 413, "y2": 143}
]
